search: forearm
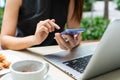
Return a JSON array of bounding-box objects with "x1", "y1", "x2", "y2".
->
[
  {"x1": 67, "y1": 0, "x2": 81, "y2": 29},
  {"x1": 67, "y1": 21, "x2": 80, "y2": 29},
  {"x1": 1, "y1": 35, "x2": 37, "y2": 50}
]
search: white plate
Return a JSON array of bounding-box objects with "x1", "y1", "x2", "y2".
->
[
  {"x1": 0, "y1": 54, "x2": 21, "y2": 75},
  {"x1": 0, "y1": 73, "x2": 55, "y2": 80}
]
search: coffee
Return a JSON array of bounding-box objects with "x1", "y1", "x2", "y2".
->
[{"x1": 21, "y1": 70, "x2": 35, "y2": 72}]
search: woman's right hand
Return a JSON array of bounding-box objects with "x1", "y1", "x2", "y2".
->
[{"x1": 34, "y1": 19, "x2": 60, "y2": 45}]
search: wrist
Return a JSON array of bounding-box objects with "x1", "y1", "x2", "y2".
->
[
  {"x1": 29, "y1": 35, "x2": 39, "y2": 46},
  {"x1": 31, "y1": 35, "x2": 44, "y2": 46}
]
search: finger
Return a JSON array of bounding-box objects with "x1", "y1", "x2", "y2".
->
[
  {"x1": 76, "y1": 35, "x2": 82, "y2": 45},
  {"x1": 45, "y1": 22, "x2": 54, "y2": 32},
  {"x1": 54, "y1": 37, "x2": 68, "y2": 50},
  {"x1": 47, "y1": 22, "x2": 55, "y2": 32},
  {"x1": 51, "y1": 19, "x2": 55, "y2": 22},
  {"x1": 37, "y1": 19, "x2": 50, "y2": 28},
  {"x1": 45, "y1": 19, "x2": 55, "y2": 32},
  {"x1": 65, "y1": 35, "x2": 76, "y2": 48},
  {"x1": 39, "y1": 19, "x2": 54, "y2": 32},
  {"x1": 74, "y1": 33, "x2": 81, "y2": 40},
  {"x1": 38, "y1": 19, "x2": 60, "y2": 30},
  {"x1": 55, "y1": 33, "x2": 72, "y2": 50},
  {"x1": 39, "y1": 26, "x2": 49, "y2": 34},
  {"x1": 48, "y1": 20, "x2": 60, "y2": 30},
  {"x1": 38, "y1": 21, "x2": 44, "y2": 26}
]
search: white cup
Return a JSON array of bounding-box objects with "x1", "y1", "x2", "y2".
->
[{"x1": 10, "y1": 60, "x2": 49, "y2": 80}]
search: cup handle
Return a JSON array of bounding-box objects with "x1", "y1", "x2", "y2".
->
[{"x1": 44, "y1": 63, "x2": 49, "y2": 75}]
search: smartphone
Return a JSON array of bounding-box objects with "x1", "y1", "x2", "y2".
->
[{"x1": 61, "y1": 28, "x2": 86, "y2": 36}]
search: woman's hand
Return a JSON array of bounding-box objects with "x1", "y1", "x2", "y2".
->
[
  {"x1": 54, "y1": 33, "x2": 82, "y2": 50},
  {"x1": 34, "y1": 19, "x2": 60, "y2": 45}
]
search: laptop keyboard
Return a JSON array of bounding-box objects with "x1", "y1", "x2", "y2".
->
[{"x1": 63, "y1": 55, "x2": 92, "y2": 73}]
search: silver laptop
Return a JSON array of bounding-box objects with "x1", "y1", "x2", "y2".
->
[{"x1": 44, "y1": 19, "x2": 120, "y2": 80}]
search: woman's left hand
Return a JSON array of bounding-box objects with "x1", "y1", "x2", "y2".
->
[{"x1": 54, "y1": 33, "x2": 82, "y2": 50}]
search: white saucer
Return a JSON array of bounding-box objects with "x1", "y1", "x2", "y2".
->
[{"x1": 0, "y1": 73, "x2": 55, "y2": 80}]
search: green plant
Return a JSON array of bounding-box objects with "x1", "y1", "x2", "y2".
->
[
  {"x1": 0, "y1": 8, "x2": 4, "y2": 32},
  {"x1": 113, "y1": 0, "x2": 120, "y2": 10},
  {"x1": 83, "y1": 0, "x2": 94, "y2": 11},
  {"x1": 80, "y1": 17, "x2": 110, "y2": 40},
  {"x1": 0, "y1": 16, "x2": 3, "y2": 30}
]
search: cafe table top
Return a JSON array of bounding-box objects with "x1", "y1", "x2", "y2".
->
[{"x1": 0, "y1": 41, "x2": 120, "y2": 80}]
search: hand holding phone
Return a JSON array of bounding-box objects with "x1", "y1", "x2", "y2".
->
[{"x1": 61, "y1": 28, "x2": 85, "y2": 36}]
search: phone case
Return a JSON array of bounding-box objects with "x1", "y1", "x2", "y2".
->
[{"x1": 61, "y1": 28, "x2": 85, "y2": 36}]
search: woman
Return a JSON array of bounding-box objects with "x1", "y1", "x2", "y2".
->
[{"x1": 1, "y1": 0, "x2": 84, "y2": 50}]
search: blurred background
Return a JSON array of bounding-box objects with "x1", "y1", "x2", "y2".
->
[{"x1": 0, "y1": 0, "x2": 120, "y2": 41}]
